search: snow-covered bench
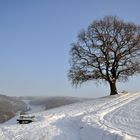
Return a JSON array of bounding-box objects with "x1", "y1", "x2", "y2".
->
[{"x1": 17, "y1": 115, "x2": 35, "y2": 124}]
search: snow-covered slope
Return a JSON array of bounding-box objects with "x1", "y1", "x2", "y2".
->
[{"x1": 0, "y1": 92, "x2": 140, "y2": 140}]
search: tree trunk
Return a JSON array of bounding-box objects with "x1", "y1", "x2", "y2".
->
[{"x1": 109, "y1": 80, "x2": 118, "y2": 95}]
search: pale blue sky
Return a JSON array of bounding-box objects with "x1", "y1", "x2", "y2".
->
[{"x1": 0, "y1": 0, "x2": 140, "y2": 97}]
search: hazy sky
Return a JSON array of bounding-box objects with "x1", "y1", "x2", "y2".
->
[{"x1": 0, "y1": 0, "x2": 140, "y2": 97}]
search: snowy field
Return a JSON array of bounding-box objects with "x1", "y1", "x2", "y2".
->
[{"x1": 0, "y1": 92, "x2": 140, "y2": 140}]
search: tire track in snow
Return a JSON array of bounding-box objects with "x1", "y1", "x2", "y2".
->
[
  {"x1": 98, "y1": 92, "x2": 140, "y2": 139},
  {"x1": 102, "y1": 93, "x2": 140, "y2": 138},
  {"x1": 81, "y1": 93, "x2": 140, "y2": 139}
]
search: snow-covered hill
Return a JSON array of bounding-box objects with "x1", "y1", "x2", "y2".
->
[
  {"x1": 29, "y1": 96, "x2": 87, "y2": 110},
  {"x1": 0, "y1": 92, "x2": 140, "y2": 140}
]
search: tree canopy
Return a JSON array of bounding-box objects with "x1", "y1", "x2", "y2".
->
[{"x1": 68, "y1": 16, "x2": 140, "y2": 95}]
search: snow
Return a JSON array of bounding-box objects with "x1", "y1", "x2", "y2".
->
[{"x1": 0, "y1": 92, "x2": 140, "y2": 140}]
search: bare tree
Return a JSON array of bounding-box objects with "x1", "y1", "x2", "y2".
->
[{"x1": 68, "y1": 16, "x2": 140, "y2": 95}]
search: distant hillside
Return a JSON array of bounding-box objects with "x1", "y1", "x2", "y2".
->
[
  {"x1": 27, "y1": 96, "x2": 88, "y2": 110},
  {"x1": 0, "y1": 95, "x2": 27, "y2": 123}
]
